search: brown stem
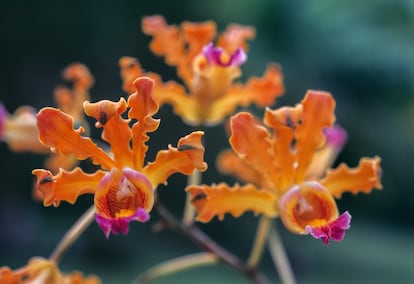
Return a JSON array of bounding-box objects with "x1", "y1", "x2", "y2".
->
[{"x1": 155, "y1": 203, "x2": 272, "y2": 284}]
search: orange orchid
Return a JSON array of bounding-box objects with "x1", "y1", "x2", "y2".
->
[
  {"x1": 187, "y1": 91, "x2": 382, "y2": 245},
  {"x1": 0, "y1": 257, "x2": 100, "y2": 284},
  {"x1": 0, "y1": 63, "x2": 94, "y2": 174},
  {"x1": 32, "y1": 77, "x2": 207, "y2": 237},
  {"x1": 118, "y1": 15, "x2": 284, "y2": 126}
]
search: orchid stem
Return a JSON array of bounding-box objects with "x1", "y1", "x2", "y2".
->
[
  {"x1": 247, "y1": 216, "x2": 273, "y2": 268},
  {"x1": 183, "y1": 169, "x2": 201, "y2": 225},
  {"x1": 134, "y1": 252, "x2": 218, "y2": 284},
  {"x1": 268, "y1": 226, "x2": 296, "y2": 284},
  {"x1": 49, "y1": 205, "x2": 96, "y2": 264}
]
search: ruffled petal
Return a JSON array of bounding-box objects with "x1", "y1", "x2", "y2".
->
[
  {"x1": 118, "y1": 56, "x2": 144, "y2": 94},
  {"x1": 229, "y1": 112, "x2": 274, "y2": 180},
  {"x1": 127, "y1": 77, "x2": 160, "y2": 170},
  {"x1": 293, "y1": 91, "x2": 336, "y2": 183},
  {"x1": 279, "y1": 181, "x2": 339, "y2": 234},
  {"x1": 321, "y1": 156, "x2": 383, "y2": 198},
  {"x1": 216, "y1": 149, "x2": 274, "y2": 189},
  {"x1": 32, "y1": 168, "x2": 105, "y2": 207},
  {"x1": 144, "y1": 131, "x2": 207, "y2": 188},
  {"x1": 217, "y1": 23, "x2": 256, "y2": 53},
  {"x1": 186, "y1": 183, "x2": 277, "y2": 223},
  {"x1": 227, "y1": 64, "x2": 284, "y2": 108},
  {"x1": 36, "y1": 107, "x2": 115, "y2": 170},
  {"x1": 264, "y1": 105, "x2": 302, "y2": 191},
  {"x1": 305, "y1": 211, "x2": 351, "y2": 245},
  {"x1": 84, "y1": 98, "x2": 133, "y2": 168}
]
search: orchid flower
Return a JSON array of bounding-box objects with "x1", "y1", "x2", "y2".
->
[
  {"x1": 118, "y1": 15, "x2": 284, "y2": 126},
  {"x1": 0, "y1": 257, "x2": 100, "y2": 284},
  {"x1": 187, "y1": 91, "x2": 382, "y2": 245},
  {"x1": 32, "y1": 77, "x2": 207, "y2": 238}
]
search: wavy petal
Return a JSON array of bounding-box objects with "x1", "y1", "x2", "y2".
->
[
  {"x1": 321, "y1": 156, "x2": 383, "y2": 198},
  {"x1": 226, "y1": 64, "x2": 284, "y2": 108},
  {"x1": 84, "y1": 98, "x2": 133, "y2": 168},
  {"x1": 36, "y1": 108, "x2": 115, "y2": 170},
  {"x1": 128, "y1": 77, "x2": 160, "y2": 170},
  {"x1": 229, "y1": 112, "x2": 274, "y2": 179},
  {"x1": 144, "y1": 131, "x2": 207, "y2": 188},
  {"x1": 32, "y1": 168, "x2": 105, "y2": 207},
  {"x1": 186, "y1": 183, "x2": 277, "y2": 223},
  {"x1": 293, "y1": 91, "x2": 336, "y2": 183},
  {"x1": 118, "y1": 56, "x2": 144, "y2": 94},
  {"x1": 217, "y1": 23, "x2": 256, "y2": 53},
  {"x1": 216, "y1": 149, "x2": 273, "y2": 189}
]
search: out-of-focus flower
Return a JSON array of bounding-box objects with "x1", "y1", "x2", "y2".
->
[
  {"x1": 187, "y1": 91, "x2": 382, "y2": 245},
  {"x1": 0, "y1": 63, "x2": 94, "y2": 174},
  {"x1": 0, "y1": 257, "x2": 100, "y2": 284},
  {"x1": 118, "y1": 15, "x2": 284, "y2": 126},
  {"x1": 32, "y1": 77, "x2": 207, "y2": 238}
]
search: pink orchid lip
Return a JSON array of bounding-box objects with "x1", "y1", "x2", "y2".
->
[
  {"x1": 305, "y1": 211, "x2": 352, "y2": 245},
  {"x1": 95, "y1": 207, "x2": 150, "y2": 238},
  {"x1": 323, "y1": 124, "x2": 348, "y2": 150},
  {"x1": 202, "y1": 42, "x2": 247, "y2": 67}
]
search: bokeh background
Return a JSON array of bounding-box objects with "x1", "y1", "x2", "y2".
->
[{"x1": 1, "y1": 0, "x2": 413, "y2": 283}]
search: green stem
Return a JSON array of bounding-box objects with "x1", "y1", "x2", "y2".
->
[
  {"x1": 268, "y1": 226, "x2": 296, "y2": 284},
  {"x1": 182, "y1": 169, "x2": 202, "y2": 225},
  {"x1": 49, "y1": 205, "x2": 96, "y2": 264},
  {"x1": 134, "y1": 252, "x2": 218, "y2": 284},
  {"x1": 247, "y1": 216, "x2": 273, "y2": 268}
]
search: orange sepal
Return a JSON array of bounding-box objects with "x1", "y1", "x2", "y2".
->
[
  {"x1": 229, "y1": 112, "x2": 274, "y2": 178},
  {"x1": 36, "y1": 107, "x2": 115, "y2": 170},
  {"x1": 321, "y1": 156, "x2": 383, "y2": 198},
  {"x1": 217, "y1": 24, "x2": 256, "y2": 53},
  {"x1": 216, "y1": 150, "x2": 273, "y2": 189},
  {"x1": 128, "y1": 77, "x2": 160, "y2": 170},
  {"x1": 228, "y1": 64, "x2": 284, "y2": 108},
  {"x1": 32, "y1": 168, "x2": 105, "y2": 207},
  {"x1": 293, "y1": 91, "x2": 336, "y2": 183},
  {"x1": 186, "y1": 183, "x2": 278, "y2": 223},
  {"x1": 84, "y1": 98, "x2": 133, "y2": 168},
  {"x1": 144, "y1": 131, "x2": 207, "y2": 188}
]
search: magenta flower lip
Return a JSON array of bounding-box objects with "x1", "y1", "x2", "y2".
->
[{"x1": 202, "y1": 42, "x2": 247, "y2": 67}]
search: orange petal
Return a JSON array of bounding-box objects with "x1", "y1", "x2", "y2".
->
[
  {"x1": 217, "y1": 24, "x2": 256, "y2": 53},
  {"x1": 186, "y1": 183, "x2": 278, "y2": 223},
  {"x1": 264, "y1": 105, "x2": 302, "y2": 191},
  {"x1": 229, "y1": 112, "x2": 275, "y2": 180},
  {"x1": 321, "y1": 156, "x2": 383, "y2": 198},
  {"x1": 279, "y1": 182, "x2": 339, "y2": 234},
  {"x1": 127, "y1": 77, "x2": 160, "y2": 170},
  {"x1": 84, "y1": 98, "x2": 133, "y2": 168},
  {"x1": 36, "y1": 108, "x2": 115, "y2": 170},
  {"x1": 118, "y1": 56, "x2": 144, "y2": 94},
  {"x1": 293, "y1": 91, "x2": 336, "y2": 183},
  {"x1": 144, "y1": 131, "x2": 207, "y2": 188},
  {"x1": 216, "y1": 149, "x2": 273, "y2": 189},
  {"x1": 32, "y1": 168, "x2": 105, "y2": 207},
  {"x1": 226, "y1": 64, "x2": 284, "y2": 108}
]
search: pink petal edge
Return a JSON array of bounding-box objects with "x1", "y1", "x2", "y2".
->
[
  {"x1": 305, "y1": 211, "x2": 352, "y2": 245},
  {"x1": 202, "y1": 42, "x2": 247, "y2": 67},
  {"x1": 95, "y1": 207, "x2": 150, "y2": 238}
]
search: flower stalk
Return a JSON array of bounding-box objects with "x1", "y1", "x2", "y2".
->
[{"x1": 247, "y1": 216, "x2": 273, "y2": 267}]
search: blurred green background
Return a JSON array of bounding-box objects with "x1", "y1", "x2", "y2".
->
[{"x1": 0, "y1": 0, "x2": 413, "y2": 283}]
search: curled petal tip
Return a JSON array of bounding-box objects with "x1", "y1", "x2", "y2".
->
[
  {"x1": 305, "y1": 211, "x2": 352, "y2": 245},
  {"x1": 324, "y1": 124, "x2": 348, "y2": 150}
]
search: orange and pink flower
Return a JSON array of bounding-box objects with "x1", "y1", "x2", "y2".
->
[
  {"x1": 32, "y1": 77, "x2": 207, "y2": 237},
  {"x1": 187, "y1": 91, "x2": 382, "y2": 245}
]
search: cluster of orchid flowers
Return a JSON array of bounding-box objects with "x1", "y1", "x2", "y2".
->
[{"x1": 0, "y1": 15, "x2": 382, "y2": 283}]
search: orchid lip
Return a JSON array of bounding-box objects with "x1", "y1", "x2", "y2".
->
[{"x1": 202, "y1": 42, "x2": 247, "y2": 67}]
